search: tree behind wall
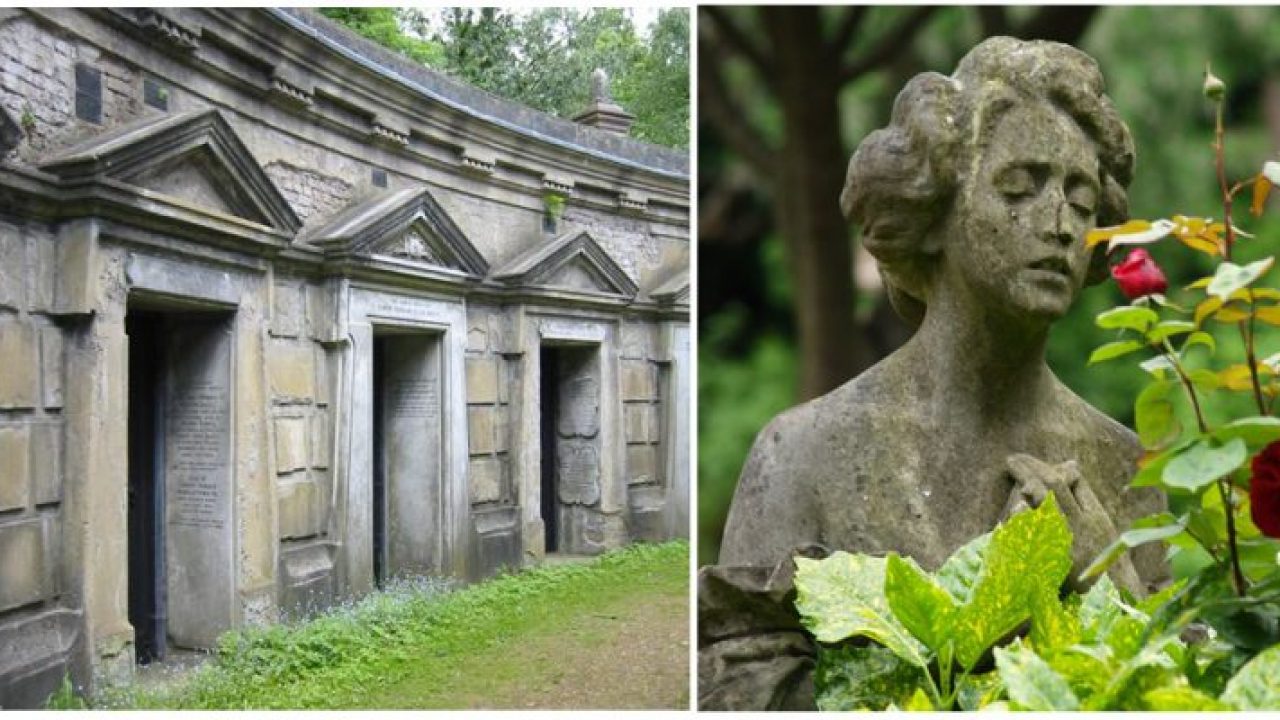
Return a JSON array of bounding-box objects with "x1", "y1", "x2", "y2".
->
[{"x1": 322, "y1": 7, "x2": 689, "y2": 149}]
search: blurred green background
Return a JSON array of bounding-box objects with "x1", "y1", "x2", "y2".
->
[{"x1": 698, "y1": 6, "x2": 1280, "y2": 566}]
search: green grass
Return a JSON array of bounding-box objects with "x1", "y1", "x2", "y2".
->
[{"x1": 81, "y1": 541, "x2": 688, "y2": 709}]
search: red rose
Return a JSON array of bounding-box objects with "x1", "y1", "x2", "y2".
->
[
  {"x1": 1250, "y1": 440, "x2": 1280, "y2": 539},
  {"x1": 1110, "y1": 249, "x2": 1168, "y2": 300}
]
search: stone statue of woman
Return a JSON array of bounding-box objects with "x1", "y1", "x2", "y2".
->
[{"x1": 698, "y1": 36, "x2": 1168, "y2": 711}]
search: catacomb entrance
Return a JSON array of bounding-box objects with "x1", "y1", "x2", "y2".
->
[
  {"x1": 539, "y1": 344, "x2": 602, "y2": 555},
  {"x1": 126, "y1": 304, "x2": 233, "y2": 663},
  {"x1": 371, "y1": 331, "x2": 444, "y2": 586}
]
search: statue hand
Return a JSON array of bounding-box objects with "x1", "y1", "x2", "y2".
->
[{"x1": 1004, "y1": 453, "x2": 1143, "y2": 595}]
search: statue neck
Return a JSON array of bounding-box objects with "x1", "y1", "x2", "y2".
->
[{"x1": 906, "y1": 282, "x2": 1055, "y2": 423}]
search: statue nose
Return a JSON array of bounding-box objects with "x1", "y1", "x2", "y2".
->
[{"x1": 1043, "y1": 189, "x2": 1073, "y2": 247}]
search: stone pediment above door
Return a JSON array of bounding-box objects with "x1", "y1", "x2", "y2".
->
[
  {"x1": 491, "y1": 229, "x2": 638, "y2": 298},
  {"x1": 304, "y1": 187, "x2": 489, "y2": 278},
  {"x1": 40, "y1": 109, "x2": 301, "y2": 234}
]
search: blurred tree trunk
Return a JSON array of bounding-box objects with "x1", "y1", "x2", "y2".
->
[{"x1": 765, "y1": 7, "x2": 869, "y2": 398}]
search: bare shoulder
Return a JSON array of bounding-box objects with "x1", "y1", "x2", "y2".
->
[{"x1": 718, "y1": 366, "x2": 904, "y2": 566}]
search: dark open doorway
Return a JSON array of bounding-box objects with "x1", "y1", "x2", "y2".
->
[
  {"x1": 539, "y1": 344, "x2": 601, "y2": 556},
  {"x1": 126, "y1": 302, "x2": 233, "y2": 663},
  {"x1": 127, "y1": 311, "x2": 167, "y2": 665},
  {"x1": 539, "y1": 347, "x2": 560, "y2": 553},
  {"x1": 372, "y1": 330, "x2": 444, "y2": 585}
]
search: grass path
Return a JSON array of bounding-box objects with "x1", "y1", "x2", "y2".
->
[
  {"x1": 362, "y1": 553, "x2": 689, "y2": 709},
  {"x1": 89, "y1": 542, "x2": 689, "y2": 710}
]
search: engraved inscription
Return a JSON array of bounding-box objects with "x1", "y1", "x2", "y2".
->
[
  {"x1": 557, "y1": 375, "x2": 599, "y2": 438},
  {"x1": 390, "y1": 379, "x2": 438, "y2": 418},
  {"x1": 557, "y1": 441, "x2": 600, "y2": 506},
  {"x1": 539, "y1": 319, "x2": 605, "y2": 343},
  {"x1": 170, "y1": 381, "x2": 227, "y2": 529}
]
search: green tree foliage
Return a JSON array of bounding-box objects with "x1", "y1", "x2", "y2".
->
[
  {"x1": 318, "y1": 8, "x2": 444, "y2": 67},
  {"x1": 324, "y1": 8, "x2": 689, "y2": 149}
]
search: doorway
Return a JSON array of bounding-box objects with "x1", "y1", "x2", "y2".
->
[
  {"x1": 126, "y1": 304, "x2": 233, "y2": 661},
  {"x1": 539, "y1": 345, "x2": 601, "y2": 555},
  {"x1": 371, "y1": 331, "x2": 444, "y2": 585}
]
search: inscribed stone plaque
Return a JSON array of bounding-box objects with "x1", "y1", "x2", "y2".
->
[
  {"x1": 390, "y1": 378, "x2": 438, "y2": 417},
  {"x1": 557, "y1": 440, "x2": 600, "y2": 506},
  {"x1": 169, "y1": 380, "x2": 228, "y2": 529},
  {"x1": 557, "y1": 375, "x2": 599, "y2": 438}
]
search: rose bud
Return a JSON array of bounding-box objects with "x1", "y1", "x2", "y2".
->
[
  {"x1": 1251, "y1": 440, "x2": 1280, "y2": 539},
  {"x1": 1110, "y1": 248, "x2": 1168, "y2": 300},
  {"x1": 1204, "y1": 66, "x2": 1226, "y2": 102}
]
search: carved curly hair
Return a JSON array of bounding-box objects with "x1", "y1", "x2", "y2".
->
[{"x1": 840, "y1": 36, "x2": 1135, "y2": 326}]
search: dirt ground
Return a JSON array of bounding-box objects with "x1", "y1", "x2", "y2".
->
[{"x1": 369, "y1": 570, "x2": 691, "y2": 710}]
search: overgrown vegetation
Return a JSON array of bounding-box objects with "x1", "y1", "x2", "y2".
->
[
  {"x1": 63, "y1": 541, "x2": 687, "y2": 709},
  {"x1": 319, "y1": 8, "x2": 689, "y2": 149},
  {"x1": 797, "y1": 500, "x2": 1280, "y2": 710}
]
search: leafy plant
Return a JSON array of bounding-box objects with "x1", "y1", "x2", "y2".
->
[{"x1": 1082, "y1": 66, "x2": 1280, "y2": 665}]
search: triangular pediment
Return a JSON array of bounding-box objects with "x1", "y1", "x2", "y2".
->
[
  {"x1": 492, "y1": 229, "x2": 638, "y2": 298},
  {"x1": 648, "y1": 267, "x2": 689, "y2": 305},
  {"x1": 40, "y1": 109, "x2": 300, "y2": 233},
  {"x1": 305, "y1": 187, "x2": 488, "y2": 277}
]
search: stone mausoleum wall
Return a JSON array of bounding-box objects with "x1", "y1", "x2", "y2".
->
[{"x1": 0, "y1": 8, "x2": 688, "y2": 706}]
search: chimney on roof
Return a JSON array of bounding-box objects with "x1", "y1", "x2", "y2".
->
[{"x1": 572, "y1": 68, "x2": 634, "y2": 137}]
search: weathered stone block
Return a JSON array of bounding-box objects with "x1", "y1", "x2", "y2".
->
[
  {"x1": 278, "y1": 478, "x2": 321, "y2": 539},
  {"x1": 557, "y1": 374, "x2": 599, "y2": 438},
  {"x1": 0, "y1": 424, "x2": 30, "y2": 511},
  {"x1": 273, "y1": 415, "x2": 307, "y2": 475},
  {"x1": 466, "y1": 323, "x2": 487, "y2": 353},
  {"x1": 557, "y1": 440, "x2": 600, "y2": 505},
  {"x1": 267, "y1": 341, "x2": 314, "y2": 401},
  {"x1": 29, "y1": 229, "x2": 56, "y2": 314},
  {"x1": 29, "y1": 422, "x2": 60, "y2": 505},
  {"x1": 309, "y1": 409, "x2": 329, "y2": 469},
  {"x1": 625, "y1": 404, "x2": 658, "y2": 444},
  {"x1": 466, "y1": 357, "x2": 498, "y2": 404},
  {"x1": 271, "y1": 281, "x2": 304, "y2": 338},
  {"x1": 467, "y1": 406, "x2": 496, "y2": 455},
  {"x1": 627, "y1": 444, "x2": 659, "y2": 485},
  {"x1": 0, "y1": 520, "x2": 50, "y2": 611},
  {"x1": 469, "y1": 456, "x2": 503, "y2": 504},
  {"x1": 306, "y1": 282, "x2": 333, "y2": 342},
  {"x1": 314, "y1": 347, "x2": 331, "y2": 407},
  {"x1": 620, "y1": 322, "x2": 652, "y2": 360},
  {"x1": 40, "y1": 326, "x2": 62, "y2": 409},
  {"x1": 0, "y1": 320, "x2": 38, "y2": 409},
  {"x1": 0, "y1": 226, "x2": 24, "y2": 310},
  {"x1": 497, "y1": 357, "x2": 511, "y2": 404},
  {"x1": 279, "y1": 542, "x2": 335, "y2": 619},
  {"x1": 53, "y1": 219, "x2": 97, "y2": 316},
  {"x1": 493, "y1": 407, "x2": 509, "y2": 453},
  {"x1": 621, "y1": 361, "x2": 655, "y2": 401}
]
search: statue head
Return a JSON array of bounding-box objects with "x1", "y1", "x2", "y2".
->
[{"x1": 841, "y1": 36, "x2": 1135, "y2": 327}]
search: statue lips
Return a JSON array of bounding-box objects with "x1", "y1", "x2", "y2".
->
[{"x1": 1027, "y1": 255, "x2": 1074, "y2": 284}]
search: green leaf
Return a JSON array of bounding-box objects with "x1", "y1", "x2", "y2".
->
[
  {"x1": 1044, "y1": 649, "x2": 1111, "y2": 701},
  {"x1": 1161, "y1": 438, "x2": 1247, "y2": 492},
  {"x1": 1183, "y1": 331, "x2": 1217, "y2": 355},
  {"x1": 951, "y1": 497, "x2": 1073, "y2": 669},
  {"x1": 1135, "y1": 380, "x2": 1179, "y2": 449},
  {"x1": 1142, "y1": 687, "x2": 1232, "y2": 710},
  {"x1": 1029, "y1": 590, "x2": 1081, "y2": 651},
  {"x1": 956, "y1": 672, "x2": 1003, "y2": 711},
  {"x1": 794, "y1": 553, "x2": 928, "y2": 668},
  {"x1": 902, "y1": 686, "x2": 934, "y2": 711},
  {"x1": 995, "y1": 640, "x2": 1080, "y2": 711},
  {"x1": 1078, "y1": 574, "x2": 1123, "y2": 643},
  {"x1": 934, "y1": 533, "x2": 990, "y2": 603},
  {"x1": 1207, "y1": 257, "x2": 1275, "y2": 301},
  {"x1": 1210, "y1": 416, "x2": 1280, "y2": 449},
  {"x1": 1186, "y1": 367, "x2": 1221, "y2": 393},
  {"x1": 814, "y1": 643, "x2": 927, "y2": 711},
  {"x1": 1079, "y1": 513, "x2": 1186, "y2": 582},
  {"x1": 885, "y1": 554, "x2": 958, "y2": 654},
  {"x1": 1146, "y1": 320, "x2": 1195, "y2": 342},
  {"x1": 1096, "y1": 306, "x2": 1159, "y2": 332},
  {"x1": 1131, "y1": 438, "x2": 1195, "y2": 488},
  {"x1": 1089, "y1": 340, "x2": 1146, "y2": 365},
  {"x1": 1220, "y1": 643, "x2": 1280, "y2": 709}
]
